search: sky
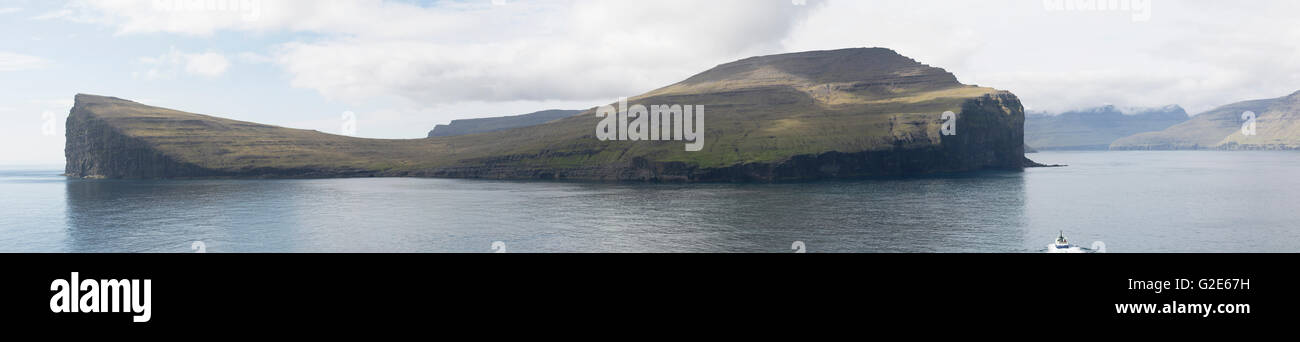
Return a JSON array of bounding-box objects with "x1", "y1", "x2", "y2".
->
[{"x1": 2, "y1": 0, "x2": 1298, "y2": 165}]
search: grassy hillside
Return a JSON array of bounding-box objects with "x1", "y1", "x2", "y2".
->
[
  {"x1": 1111, "y1": 92, "x2": 1298, "y2": 150},
  {"x1": 66, "y1": 48, "x2": 1026, "y2": 181},
  {"x1": 1220, "y1": 91, "x2": 1300, "y2": 149}
]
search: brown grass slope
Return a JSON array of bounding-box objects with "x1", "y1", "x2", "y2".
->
[{"x1": 66, "y1": 48, "x2": 1026, "y2": 181}]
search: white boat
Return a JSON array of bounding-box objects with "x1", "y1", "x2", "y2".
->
[{"x1": 1047, "y1": 231, "x2": 1084, "y2": 253}]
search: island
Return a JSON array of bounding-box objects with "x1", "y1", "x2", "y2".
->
[{"x1": 66, "y1": 48, "x2": 1031, "y2": 181}]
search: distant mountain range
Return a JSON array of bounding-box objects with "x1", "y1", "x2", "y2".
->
[
  {"x1": 64, "y1": 48, "x2": 1030, "y2": 181},
  {"x1": 1025, "y1": 105, "x2": 1188, "y2": 150},
  {"x1": 428, "y1": 109, "x2": 582, "y2": 137},
  {"x1": 1112, "y1": 91, "x2": 1300, "y2": 150}
]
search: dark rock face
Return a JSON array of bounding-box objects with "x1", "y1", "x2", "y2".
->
[
  {"x1": 428, "y1": 109, "x2": 582, "y2": 137},
  {"x1": 64, "y1": 101, "x2": 218, "y2": 179}
]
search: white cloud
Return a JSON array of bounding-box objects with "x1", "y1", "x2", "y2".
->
[
  {"x1": 275, "y1": 0, "x2": 822, "y2": 104},
  {"x1": 60, "y1": 0, "x2": 824, "y2": 105},
  {"x1": 32, "y1": 0, "x2": 104, "y2": 23},
  {"x1": 0, "y1": 7, "x2": 22, "y2": 15},
  {"x1": 137, "y1": 47, "x2": 230, "y2": 79},
  {"x1": 50, "y1": 0, "x2": 1300, "y2": 116},
  {"x1": 784, "y1": 0, "x2": 1300, "y2": 114},
  {"x1": 0, "y1": 52, "x2": 50, "y2": 72},
  {"x1": 236, "y1": 51, "x2": 272, "y2": 64},
  {"x1": 184, "y1": 52, "x2": 230, "y2": 77},
  {"x1": 31, "y1": 98, "x2": 75, "y2": 110},
  {"x1": 55, "y1": 0, "x2": 530, "y2": 36}
]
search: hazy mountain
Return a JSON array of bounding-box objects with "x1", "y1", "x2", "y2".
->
[
  {"x1": 428, "y1": 109, "x2": 582, "y2": 137},
  {"x1": 1111, "y1": 91, "x2": 1300, "y2": 150},
  {"x1": 65, "y1": 48, "x2": 1028, "y2": 181},
  {"x1": 1025, "y1": 105, "x2": 1188, "y2": 150}
]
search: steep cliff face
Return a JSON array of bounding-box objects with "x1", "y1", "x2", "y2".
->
[
  {"x1": 65, "y1": 96, "x2": 223, "y2": 179},
  {"x1": 65, "y1": 48, "x2": 1027, "y2": 181}
]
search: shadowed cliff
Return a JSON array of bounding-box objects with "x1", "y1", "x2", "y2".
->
[{"x1": 66, "y1": 48, "x2": 1027, "y2": 181}]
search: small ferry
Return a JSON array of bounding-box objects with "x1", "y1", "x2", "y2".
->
[{"x1": 1047, "y1": 231, "x2": 1084, "y2": 253}]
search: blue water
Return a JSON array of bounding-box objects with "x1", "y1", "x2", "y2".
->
[{"x1": 2, "y1": 151, "x2": 1298, "y2": 253}]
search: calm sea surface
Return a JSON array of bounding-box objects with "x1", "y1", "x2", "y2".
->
[{"x1": 2, "y1": 151, "x2": 1297, "y2": 253}]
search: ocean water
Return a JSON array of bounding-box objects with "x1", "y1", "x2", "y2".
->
[{"x1": 1, "y1": 151, "x2": 1297, "y2": 253}]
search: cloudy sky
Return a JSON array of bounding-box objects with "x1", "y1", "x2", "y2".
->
[{"x1": 2, "y1": 0, "x2": 1298, "y2": 165}]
